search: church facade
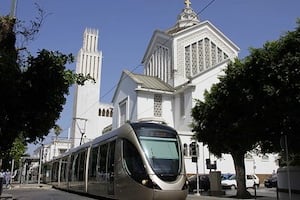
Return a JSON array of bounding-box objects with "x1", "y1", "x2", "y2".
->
[
  {"x1": 63, "y1": 0, "x2": 279, "y2": 176},
  {"x1": 111, "y1": 1, "x2": 279, "y2": 175}
]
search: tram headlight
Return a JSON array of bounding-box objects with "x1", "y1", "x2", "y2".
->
[
  {"x1": 141, "y1": 178, "x2": 162, "y2": 190},
  {"x1": 142, "y1": 179, "x2": 148, "y2": 185}
]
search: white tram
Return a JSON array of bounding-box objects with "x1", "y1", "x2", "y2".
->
[{"x1": 42, "y1": 122, "x2": 188, "y2": 200}]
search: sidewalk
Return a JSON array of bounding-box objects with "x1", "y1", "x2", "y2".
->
[
  {"x1": 187, "y1": 189, "x2": 277, "y2": 200},
  {"x1": 1, "y1": 183, "x2": 277, "y2": 200},
  {"x1": 0, "y1": 183, "x2": 51, "y2": 200},
  {"x1": 0, "y1": 193, "x2": 12, "y2": 200}
]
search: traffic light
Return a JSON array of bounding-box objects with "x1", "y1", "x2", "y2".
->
[{"x1": 190, "y1": 142, "x2": 198, "y2": 157}]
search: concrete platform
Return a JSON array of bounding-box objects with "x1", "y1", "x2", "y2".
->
[{"x1": 0, "y1": 193, "x2": 13, "y2": 200}]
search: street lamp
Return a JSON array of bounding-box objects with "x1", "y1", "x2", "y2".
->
[{"x1": 37, "y1": 144, "x2": 43, "y2": 185}]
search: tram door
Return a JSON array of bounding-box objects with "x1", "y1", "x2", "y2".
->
[{"x1": 107, "y1": 141, "x2": 115, "y2": 195}]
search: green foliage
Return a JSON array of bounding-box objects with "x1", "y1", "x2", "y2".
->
[
  {"x1": 191, "y1": 19, "x2": 300, "y2": 198},
  {"x1": 20, "y1": 50, "x2": 74, "y2": 143},
  {"x1": 10, "y1": 134, "x2": 26, "y2": 167},
  {"x1": 192, "y1": 19, "x2": 300, "y2": 157},
  {"x1": 0, "y1": 16, "x2": 93, "y2": 153},
  {"x1": 53, "y1": 124, "x2": 62, "y2": 137}
]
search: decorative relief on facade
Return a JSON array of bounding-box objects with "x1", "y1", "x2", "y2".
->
[
  {"x1": 145, "y1": 45, "x2": 170, "y2": 83},
  {"x1": 185, "y1": 46, "x2": 191, "y2": 77},
  {"x1": 224, "y1": 52, "x2": 228, "y2": 59},
  {"x1": 198, "y1": 40, "x2": 204, "y2": 72},
  {"x1": 211, "y1": 42, "x2": 216, "y2": 66},
  {"x1": 218, "y1": 47, "x2": 223, "y2": 63},
  {"x1": 191, "y1": 42, "x2": 197, "y2": 75},
  {"x1": 154, "y1": 94, "x2": 162, "y2": 117},
  {"x1": 176, "y1": 26, "x2": 236, "y2": 82},
  {"x1": 182, "y1": 36, "x2": 231, "y2": 79},
  {"x1": 204, "y1": 38, "x2": 210, "y2": 70}
]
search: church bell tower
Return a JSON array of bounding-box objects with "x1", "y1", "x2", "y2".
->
[{"x1": 71, "y1": 28, "x2": 103, "y2": 147}]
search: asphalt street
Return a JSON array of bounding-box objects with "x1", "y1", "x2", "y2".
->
[{"x1": 1, "y1": 184, "x2": 277, "y2": 200}]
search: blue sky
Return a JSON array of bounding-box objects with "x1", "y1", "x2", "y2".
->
[{"x1": 1, "y1": 0, "x2": 299, "y2": 154}]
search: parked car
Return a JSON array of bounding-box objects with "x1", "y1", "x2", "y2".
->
[
  {"x1": 264, "y1": 174, "x2": 277, "y2": 188},
  {"x1": 221, "y1": 173, "x2": 234, "y2": 180},
  {"x1": 221, "y1": 174, "x2": 260, "y2": 189},
  {"x1": 188, "y1": 174, "x2": 210, "y2": 192}
]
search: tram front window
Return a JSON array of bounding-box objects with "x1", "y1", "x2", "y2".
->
[
  {"x1": 131, "y1": 123, "x2": 182, "y2": 181},
  {"x1": 139, "y1": 133, "x2": 181, "y2": 181}
]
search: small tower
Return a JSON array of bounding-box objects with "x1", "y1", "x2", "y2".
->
[
  {"x1": 176, "y1": 0, "x2": 200, "y2": 28},
  {"x1": 71, "y1": 28, "x2": 103, "y2": 148}
]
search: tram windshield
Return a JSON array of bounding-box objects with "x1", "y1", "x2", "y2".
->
[{"x1": 135, "y1": 125, "x2": 181, "y2": 181}]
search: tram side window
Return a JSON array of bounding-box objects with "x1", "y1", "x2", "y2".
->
[
  {"x1": 122, "y1": 139, "x2": 147, "y2": 182},
  {"x1": 107, "y1": 141, "x2": 115, "y2": 174},
  {"x1": 69, "y1": 155, "x2": 75, "y2": 181},
  {"x1": 98, "y1": 143, "x2": 108, "y2": 179},
  {"x1": 78, "y1": 151, "x2": 86, "y2": 181},
  {"x1": 60, "y1": 158, "x2": 68, "y2": 182},
  {"x1": 72, "y1": 154, "x2": 79, "y2": 181},
  {"x1": 72, "y1": 151, "x2": 86, "y2": 182},
  {"x1": 89, "y1": 146, "x2": 99, "y2": 180},
  {"x1": 52, "y1": 161, "x2": 59, "y2": 182}
]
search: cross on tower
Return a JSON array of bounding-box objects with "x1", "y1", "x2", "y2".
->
[{"x1": 185, "y1": 0, "x2": 191, "y2": 8}]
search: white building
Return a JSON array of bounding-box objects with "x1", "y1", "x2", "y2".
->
[
  {"x1": 111, "y1": 0, "x2": 279, "y2": 176},
  {"x1": 33, "y1": 138, "x2": 72, "y2": 162},
  {"x1": 70, "y1": 28, "x2": 113, "y2": 148},
  {"x1": 33, "y1": 0, "x2": 279, "y2": 178}
]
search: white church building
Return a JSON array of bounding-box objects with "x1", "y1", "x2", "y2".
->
[
  {"x1": 110, "y1": 1, "x2": 279, "y2": 176},
  {"x1": 34, "y1": 0, "x2": 278, "y2": 178}
]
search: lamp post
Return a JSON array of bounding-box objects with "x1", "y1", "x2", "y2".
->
[
  {"x1": 191, "y1": 142, "x2": 200, "y2": 196},
  {"x1": 10, "y1": 159, "x2": 14, "y2": 184},
  {"x1": 37, "y1": 144, "x2": 43, "y2": 185}
]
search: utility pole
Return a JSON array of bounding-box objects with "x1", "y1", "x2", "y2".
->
[
  {"x1": 10, "y1": 0, "x2": 18, "y2": 18},
  {"x1": 191, "y1": 142, "x2": 200, "y2": 196},
  {"x1": 73, "y1": 117, "x2": 88, "y2": 145},
  {"x1": 37, "y1": 144, "x2": 43, "y2": 185}
]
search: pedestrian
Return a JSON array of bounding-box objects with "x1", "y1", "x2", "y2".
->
[
  {"x1": 0, "y1": 169, "x2": 3, "y2": 183},
  {"x1": 0, "y1": 169, "x2": 3, "y2": 195},
  {"x1": 0, "y1": 169, "x2": 5, "y2": 185},
  {"x1": 5, "y1": 169, "x2": 11, "y2": 189}
]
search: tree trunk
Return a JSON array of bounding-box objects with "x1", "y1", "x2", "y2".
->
[{"x1": 231, "y1": 152, "x2": 252, "y2": 199}]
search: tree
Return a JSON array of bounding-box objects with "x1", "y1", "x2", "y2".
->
[
  {"x1": 191, "y1": 19, "x2": 300, "y2": 198},
  {"x1": 9, "y1": 134, "x2": 26, "y2": 169},
  {"x1": 0, "y1": 15, "x2": 93, "y2": 154}
]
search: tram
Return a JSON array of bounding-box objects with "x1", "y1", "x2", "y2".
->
[{"x1": 42, "y1": 122, "x2": 188, "y2": 200}]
